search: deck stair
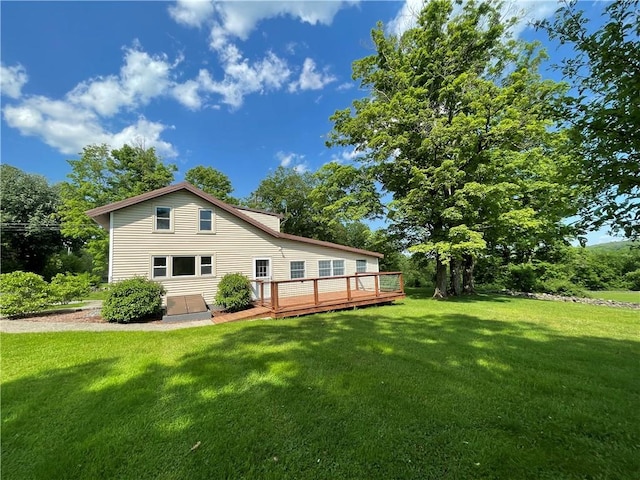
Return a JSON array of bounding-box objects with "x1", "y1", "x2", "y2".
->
[{"x1": 163, "y1": 294, "x2": 211, "y2": 322}]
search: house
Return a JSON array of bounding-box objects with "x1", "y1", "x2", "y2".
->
[{"x1": 86, "y1": 182, "x2": 403, "y2": 316}]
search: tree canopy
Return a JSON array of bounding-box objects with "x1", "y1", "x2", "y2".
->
[
  {"x1": 0, "y1": 165, "x2": 62, "y2": 274},
  {"x1": 185, "y1": 165, "x2": 238, "y2": 205},
  {"x1": 329, "y1": 0, "x2": 579, "y2": 297},
  {"x1": 537, "y1": 0, "x2": 639, "y2": 239},
  {"x1": 60, "y1": 144, "x2": 176, "y2": 276}
]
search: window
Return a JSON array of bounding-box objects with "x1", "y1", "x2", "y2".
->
[
  {"x1": 155, "y1": 206, "x2": 171, "y2": 230},
  {"x1": 255, "y1": 259, "x2": 270, "y2": 278},
  {"x1": 200, "y1": 256, "x2": 213, "y2": 276},
  {"x1": 290, "y1": 261, "x2": 305, "y2": 279},
  {"x1": 332, "y1": 260, "x2": 345, "y2": 276},
  {"x1": 199, "y1": 209, "x2": 213, "y2": 232},
  {"x1": 318, "y1": 259, "x2": 345, "y2": 277},
  {"x1": 172, "y1": 256, "x2": 196, "y2": 276},
  {"x1": 319, "y1": 260, "x2": 332, "y2": 277},
  {"x1": 356, "y1": 259, "x2": 367, "y2": 273},
  {"x1": 152, "y1": 257, "x2": 168, "y2": 278}
]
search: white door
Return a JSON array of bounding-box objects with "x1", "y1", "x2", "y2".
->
[{"x1": 252, "y1": 258, "x2": 272, "y2": 301}]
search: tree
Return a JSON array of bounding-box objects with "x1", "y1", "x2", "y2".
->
[
  {"x1": 246, "y1": 166, "x2": 332, "y2": 240},
  {"x1": 185, "y1": 165, "x2": 238, "y2": 204},
  {"x1": 329, "y1": 0, "x2": 578, "y2": 297},
  {"x1": 60, "y1": 144, "x2": 176, "y2": 277},
  {"x1": 537, "y1": 0, "x2": 640, "y2": 238},
  {"x1": 0, "y1": 165, "x2": 63, "y2": 274}
]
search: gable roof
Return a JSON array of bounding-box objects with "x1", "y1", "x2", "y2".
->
[{"x1": 86, "y1": 181, "x2": 384, "y2": 258}]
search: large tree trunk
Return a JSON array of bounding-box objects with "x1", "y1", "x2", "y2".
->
[
  {"x1": 462, "y1": 254, "x2": 476, "y2": 294},
  {"x1": 433, "y1": 255, "x2": 448, "y2": 299},
  {"x1": 449, "y1": 258, "x2": 462, "y2": 296}
]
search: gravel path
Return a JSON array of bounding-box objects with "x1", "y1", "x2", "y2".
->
[{"x1": 0, "y1": 302, "x2": 214, "y2": 333}]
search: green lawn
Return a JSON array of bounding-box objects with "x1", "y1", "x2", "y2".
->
[
  {"x1": 588, "y1": 290, "x2": 640, "y2": 303},
  {"x1": 2, "y1": 291, "x2": 638, "y2": 479}
]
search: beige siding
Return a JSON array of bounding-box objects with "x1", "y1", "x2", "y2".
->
[
  {"x1": 237, "y1": 209, "x2": 280, "y2": 231},
  {"x1": 111, "y1": 190, "x2": 379, "y2": 305}
]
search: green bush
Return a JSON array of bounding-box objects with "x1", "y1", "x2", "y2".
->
[
  {"x1": 507, "y1": 264, "x2": 538, "y2": 292},
  {"x1": 538, "y1": 279, "x2": 586, "y2": 297},
  {"x1": 624, "y1": 269, "x2": 640, "y2": 291},
  {"x1": 102, "y1": 277, "x2": 165, "y2": 323},
  {"x1": 49, "y1": 273, "x2": 92, "y2": 304},
  {"x1": 0, "y1": 271, "x2": 50, "y2": 317},
  {"x1": 215, "y1": 273, "x2": 253, "y2": 312}
]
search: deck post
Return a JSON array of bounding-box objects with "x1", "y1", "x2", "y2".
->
[
  {"x1": 399, "y1": 273, "x2": 405, "y2": 293},
  {"x1": 272, "y1": 282, "x2": 279, "y2": 312},
  {"x1": 313, "y1": 279, "x2": 319, "y2": 305},
  {"x1": 355, "y1": 272, "x2": 359, "y2": 291},
  {"x1": 374, "y1": 274, "x2": 380, "y2": 297},
  {"x1": 346, "y1": 276, "x2": 352, "y2": 301},
  {"x1": 260, "y1": 282, "x2": 265, "y2": 306}
]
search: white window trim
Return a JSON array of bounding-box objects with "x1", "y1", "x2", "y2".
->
[
  {"x1": 199, "y1": 254, "x2": 215, "y2": 277},
  {"x1": 318, "y1": 259, "x2": 345, "y2": 277},
  {"x1": 197, "y1": 208, "x2": 216, "y2": 234},
  {"x1": 152, "y1": 256, "x2": 169, "y2": 279},
  {"x1": 290, "y1": 260, "x2": 306, "y2": 280},
  {"x1": 253, "y1": 257, "x2": 272, "y2": 280},
  {"x1": 151, "y1": 255, "x2": 215, "y2": 279},
  {"x1": 153, "y1": 205, "x2": 174, "y2": 233}
]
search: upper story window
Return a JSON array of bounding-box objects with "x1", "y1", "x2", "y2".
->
[
  {"x1": 155, "y1": 206, "x2": 172, "y2": 231},
  {"x1": 199, "y1": 209, "x2": 213, "y2": 232},
  {"x1": 356, "y1": 259, "x2": 367, "y2": 273}
]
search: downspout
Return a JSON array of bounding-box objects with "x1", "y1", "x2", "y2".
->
[{"x1": 108, "y1": 212, "x2": 114, "y2": 283}]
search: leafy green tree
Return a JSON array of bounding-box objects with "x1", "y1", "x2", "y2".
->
[
  {"x1": 329, "y1": 0, "x2": 578, "y2": 297},
  {"x1": 0, "y1": 165, "x2": 63, "y2": 274},
  {"x1": 185, "y1": 165, "x2": 238, "y2": 204},
  {"x1": 537, "y1": 0, "x2": 640, "y2": 239},
  {"x1": 246, "y1": 167, "x2": 332, "y2": 240},
  {"x1": 60, "y1": 144, "x2": 176, "y2": 277}
]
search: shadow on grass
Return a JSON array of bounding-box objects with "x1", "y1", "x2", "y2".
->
[
  {"x1": 2, "y1": 307, "x2": 639, "y2": 479},
  {"x1": 405, "y1": 287, "x2": 510, "y2": 303}
]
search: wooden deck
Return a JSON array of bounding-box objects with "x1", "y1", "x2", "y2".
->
[{"x1": 255, "y1": 272, "x2": 406, "y2": 319}]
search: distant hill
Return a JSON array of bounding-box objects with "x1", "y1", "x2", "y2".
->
[{"x1": 586, "y1": 241, "x2": 638, "y2": 252}]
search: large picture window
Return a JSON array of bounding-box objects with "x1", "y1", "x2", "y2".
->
[
  {"x1": 151, "y1": 255, "x2": 213, "y2": 278},
  {"x1": 172, "y1": 256, "x2": 196, "y2": 276},
  {"x1": 155, "y1": 206, "x2": 171, "y2": 230}
]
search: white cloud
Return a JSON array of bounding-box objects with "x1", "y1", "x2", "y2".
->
[
  {"x1": 1, "y1": 63, "x2": 29, "y2": 99},
  {"x1": 68, "y1": 46, "x2": 174, "y2": 116},
  {"x1": 276, "y1": 151, "x2": 307, "y2": 172},
  {"x1": 172, "y1": 79, "x2": 202, "y2": 110},
  {"x1": 336, "y1": 82, "x2": 354, "y2": 91},
  {"x1": 2, "y1": 45, "x2": 179, "y2": 157},
  {"x1": 289, "y1": 58, "x2": 336, "y2": 92},
  {"x1": 3, "y1": 95, "x2": 176, "y2": 157},
  {"x1": 199, "y1": 47, "x2": 291, "y2": 109},
  {"x1": 168, "y1": 0, "x2": 214, "y2": 28},
  {"x1": 387, "y1": 0, "x2": 556, "y2": 38}
]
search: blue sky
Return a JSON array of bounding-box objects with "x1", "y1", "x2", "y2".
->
[{"x1": 1, "y1": 0, "x2": 617, "y2": 244}]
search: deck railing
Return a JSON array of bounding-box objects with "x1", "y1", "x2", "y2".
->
[{"x1": 253, "y1": 272, "x2": 404, "y2": 313}]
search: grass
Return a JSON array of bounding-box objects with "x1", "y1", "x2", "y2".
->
[
  {"x1": 2, "y1": 290, "x2": 638, "y2": 479},
  {"x1": 587, "y1": 290, "x2": 640, "y2": 303}
]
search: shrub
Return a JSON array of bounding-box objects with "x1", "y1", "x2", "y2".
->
[
  {"x1": 507, "y1": 264, "x2": 538, "y2": 293},
  {"x1": 102, "y1": 277, "x2": 165, "y2": 323},
  {"x1": 215, "y1": 273, "x2": 253, "y2": 312},
  {"x1": 624, "y1": 269, "x2": 640, "y2": 291},
  {"x1": 0, "y1": 271, "x2": 50, "y2": 317},
  {"x1": 538, "y1": 279, "x2": 586, "y2": 297},
  {"x1": 49, "y1": 273, "x2": 92, "y2": 304}
]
